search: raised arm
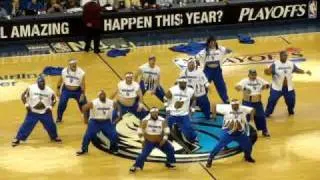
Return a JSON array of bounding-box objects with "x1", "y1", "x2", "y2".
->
[
  {"x1": 223, "y1": 47, "x2": 232, "y2": 55},
  {"x1": 164, "y1": 90, "x2": 173, "y2": 108},
  {"x1": 293, "y1": 64, "x2": 312, "y2": 75},
  {"x1": 195, "y1": 49, "x2": 206, "y2": 66},
  {"x1": 134, "y1": 69, "x2": 142, "y2": 82},
  {"x1": 235, "y1": 80, "x2": 245, "y2": 92},
  {"x1": 264, "y1": 64, "x2": 274, "y2": 76},
  {"x1": 110, "y1": 89, "x2": 118, "y2": 100}
]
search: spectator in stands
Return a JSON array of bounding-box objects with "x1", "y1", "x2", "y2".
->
[
  {"x1": 47, "y1": 0, "x2": 64, "y2": 13},
  {"x1": 83, "y1": 0, "x2": 102, "y2": 53},
  {"x1": 26, "y1": 0, "x2": 45, "y2": 15},
  {"x1": 0, "y1": 2, "x2": 8, "y2": 18},
  {"x1": 142, "y1": 0, "x2": 157, "y2": 9},
  {"x1": 64, "y1": 0, "x2": 80, "y2": 9},
  {"x1": 11, "y1": 0, "x2": 24, "y2": 16}
]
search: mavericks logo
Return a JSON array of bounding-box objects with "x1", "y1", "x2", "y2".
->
[{"x1": 91, "y1": 112, "x2": 250, "y2": 163}]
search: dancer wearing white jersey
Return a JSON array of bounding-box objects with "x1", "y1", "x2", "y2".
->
[
  {"x1": 135, "y1": 56, "x2": 165, "y2": 102},
  {"x1": 56, "y1": 59, "x2": 87, "y2": 123},
  {"x1": 112, "y1": 72, "x2": 148, "y2": 120},
  {"x1": 12, "y1": 76, "x2": 61, "y2": 146},
  {"x1": 206, "y1": 99, "x2": 255, "y2": 168},
  {"x1": 264, "y1": 51, "x2": 311, "y2": 117},
  {"x1": 195, "y1": 36, "x2": 232, "y2": 103},
  {"x1": 235, "y1": 69, "x2": 270, "y2": 137},
  {"x1": 130, "y1": 107, "x2": 175, "y2": 172},
  {"x1": 165, "y1": 78, "x2": 197, "y2": 144},
  {"x1": 77, "y1": 90, "x2": 118, "y2": 155},
  {"x1": 179, "y1": 58, "x2": 212, "y2": 120}
]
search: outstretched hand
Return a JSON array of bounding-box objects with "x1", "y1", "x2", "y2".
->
[{"x1": 306, "y1": 70, "x2": 312, "y2": 76}]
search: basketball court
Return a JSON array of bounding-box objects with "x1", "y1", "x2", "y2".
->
[{"x1": 0, "y1": 32, "x2": 320, "y2": 180}]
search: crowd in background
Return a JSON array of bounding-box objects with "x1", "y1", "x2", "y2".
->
[
  {"x1": 0, "y1": 0, "x2": 81, "y2": 17},
  {"x1": 0, "y1": 0, "x2": 223, "y2": 18}
]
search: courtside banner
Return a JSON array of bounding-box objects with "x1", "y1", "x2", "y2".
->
[{"x1": 0, "y1": 0, "x2": 316, "y2": 41}]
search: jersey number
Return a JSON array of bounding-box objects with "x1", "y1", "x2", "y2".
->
[{"x1": 195, "y1": 84, "x2": 203, "y2": 93}]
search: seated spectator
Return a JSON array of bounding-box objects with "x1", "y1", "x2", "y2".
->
[
  {"x1": 0, "y1": 2, "x2": 8, "y2": 18},
  {"x1": 26, "y1": 0, "x2": 45, "y2": 15},
  {"x1": 65, "y1": 0, "x2": 80, "y2": 9},
  {"x1": 47, "y1": 0, "x2": 64, "y2": 13},
  {"x1": 11, "y1": 0, "x2": 24, "y2": 16},
  {"x1": 141, "y1": 0, "x2": 157, "y2": 9}
]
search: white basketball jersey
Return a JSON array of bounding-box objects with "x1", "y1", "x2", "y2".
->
[
  {"x1": 27, "y1": 84, "x2": 55, "y2": 114},
  {"x1": 143, "y1": 115, "x2": 165, "y2": 135},
  {"x1": 61, "y1": 67, "x2": 85, "y2": 87},
  {"x1": 168, "y1": 85, "x2": 194, "y2": 116},
  {"x1": 196, "y1": 46, "x2": 227, "y2": 67},
  {"x1": 89, "y1": 98, "x2": 114, "y2": 120},
  {"x1": 237, "y1": 77, "x2": 269, "y2": 96},
  {"x1": 139, "y1": 63, "x2": 160, "y2": 91},
  {"x1": 180, "y1": 69, "x2": 209, "y2": 97},
  {"x1": 270, "y1": 60, "x2": 296, "y2": 91},
  {"x1": 216, "y1": 104, "x2": 252, "y2": 133},
  {"x1": 118, "y1": 80, "x2": 140, "y2": 98}
]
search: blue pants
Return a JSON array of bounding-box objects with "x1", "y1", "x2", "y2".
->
[
  {"x1": 57, "y1": 86, "x2": 87, "y2": 120},
  {"x1": 167, "y1": 115, "x2": 197, "y2": 142},
  {"x1": 139, "y1": 81, "x2": 165, "y2": 102},
  {"x1": 203, "y1": 66, "x2": 229, "y2": 103},
  {"x1": 81, "y1": 119, "x2": 118, "y2": 152},
  {"x1": 134, "y1": 140, "x2": 176, "y2": 169},
  {"x1": 16, "y1": 111, "x2": 58, "y2": 141},
  {"x1": 265, "y1": 87, "x2": 296, "y2": 116},
  {"x1": 118, "y1": 100, "x2": 148, "y2": 120},
  {"x1": 209, "y1": 129, "x2": 252, "y2": 159},
  {"x1": 243, "y1": 101, "x2": 267, "y2": 132},
  {"x1": 196, "y1": 94, "x2": 211, "y2": 120}
]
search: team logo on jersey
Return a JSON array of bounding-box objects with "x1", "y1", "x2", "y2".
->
[{"x1": 91, "y1": 111, "x2": 252, "y2": 163}]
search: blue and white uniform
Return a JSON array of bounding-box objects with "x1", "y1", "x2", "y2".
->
[
  {"x1": 15, "y1": 84, "x2": 58, "y2": 141},
  {"x1": 166, "y1": 85, "x2": 197, "y2": 142},
  {"x1": 133, "y1": 115, "x2": 175, "y2": 169},
  {"x1": 57, "y1": 67, "x2": 86, "y2": 121},
  {"x1": 80, "y1": 98, "x2": 118, "y2": 152},
  {"x1": 237, "y1": 77, "x2": 269, "y2": 132},
  {"x1": 196, "y1": 46, "x2": 229, "y2": 103},
  {"x1": 265, "y1": 60, "x2": 299, "y2": 116},
  {"x1": 117, "y1": 80, "x2": 148, "y2": 119},
  {"x1": 209, "y1": 104, "x2": 253, "y2": 160},
  {"x1": 138, "y1": 63, "x2": 165, "y2": 102},
  {"x1": 179, "y1": 68, "x2": 211, "y2": 119}
]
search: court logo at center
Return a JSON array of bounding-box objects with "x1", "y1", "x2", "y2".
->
[{"x1": 91, "y1": 112, "x2": 242, "y2": 163}]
